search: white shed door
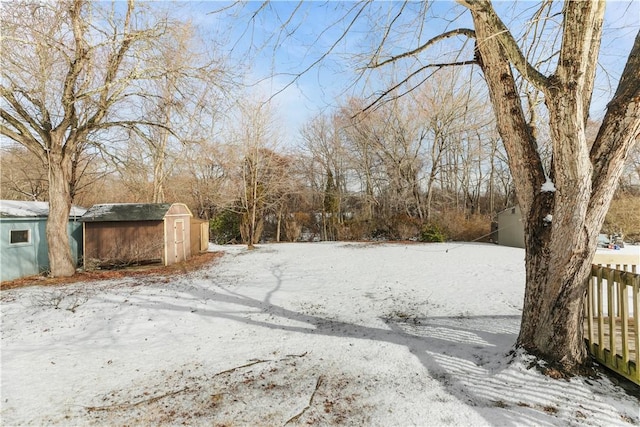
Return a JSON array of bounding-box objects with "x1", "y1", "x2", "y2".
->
[{"x1": 174, "y1": 219, "x2": 186, "y2": 263}]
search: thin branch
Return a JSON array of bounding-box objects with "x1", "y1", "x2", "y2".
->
[
  {"x1": 266, "y1": 1, "x2": 370, "y2": 104},
  {"x1": 206, "y1": 1, "x2": 241, "y2": 16},
  {"x1": 85, "y1": 386, "x2": 189, "y2": 412},
  {"x1": 84, "y1": 353, "x2": 312, "y2": 414},
  {"x1": 211, "y1": 359, "x2": 270, "y2": 377},
  {"x1": 458, "y1": 0, "x2": 549, "y2": 91},
  {"x1": 368, "y1": 1, "x2": 410, "y2": 67},
  {"x1": 84, "y1": 359, "x2": 270, "y2": 413},
  {"x1": 362, "y1": 60, "x2": 477, "y2": 114},
  {"x1": 369, "y1": 28, "x2": 476, "y2": 68},
  {"x1": 284, "y1": 375, "x2": 324, "y2": 425},
  {"x1": 0, "y1": 88, "x2": 49, "y2": 146}
]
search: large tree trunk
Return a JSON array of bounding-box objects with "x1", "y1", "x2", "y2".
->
[
  {"x1": 462, "y1": 0, "x2": 640, "y2": 374},
  {"x1": 46, "y1": 147, "x2": 76, "y2": 277},
  {"x1": 517, "y1": 199, "x2": 597, "y2": 373}
]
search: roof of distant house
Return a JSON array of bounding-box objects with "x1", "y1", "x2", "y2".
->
[
  {"x1": 0, "y1": 200, "x2": 86, "y2": 218},
  {"x1": 81, "y1": 203, "x2": 173, "y2": 222}
]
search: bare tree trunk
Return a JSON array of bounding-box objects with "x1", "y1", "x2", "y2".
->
[
  {"x1": 1, "y1": 1, "x2": 193, "y2": 276},
  {"x1": 518, "y1": 196, "x2": 593, "y2": 373},
  {"x1": 461, "y1": 0, "x2": 640, "y2": 374},
  {"x1": 276, "y1": 210, "x2": 282, "y2": 243},
  {"x1": 46, "y1": 147, "x2": 76, "y2": 277},
  {"x1": 152, "y1": 152, "x2": 166, "y2": 203},
  {"x1": 248, "y1": 162, "x2": 258, "y2": 249}
]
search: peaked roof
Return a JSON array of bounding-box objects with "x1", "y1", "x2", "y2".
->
[
  {"x1": 81, "y1": 203, "x2": 173, "y2": 222},
  {"x1": 0, "y1": 200, "x2": 86, "y2": 218}
]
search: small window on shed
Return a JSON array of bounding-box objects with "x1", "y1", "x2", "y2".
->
[{"x1": 10, "y1": 229, "x2": 29, "y2": 244}]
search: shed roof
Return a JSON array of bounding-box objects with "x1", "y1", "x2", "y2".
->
[
  {"x1": 81, "y1": 203, "x2": 173, "y2": 222},
  {"x1": 0, "y1": 200, "x2": 86, "y2": 218}
]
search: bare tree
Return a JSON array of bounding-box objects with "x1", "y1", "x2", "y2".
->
[
  {"x1": 300, "y1": 113, "x2": 350, "y2": 241},
  {"x1": 121, "y1": 21, "x2": 229, "y2": 204},
  {"x1": 182, "y1": 140, "x2": 238, "y2": 219},
  {"x1": 0, "y1": 1, "x2": 178, "y2": 276},
  {"x1": 339, "y1": 101, "x2": 425, "y2": 238},
  {"x1": 452, "y1": 0, "x2": 638, "y2": 374},
  {"x1": 244, "y1": 0, "x2": 639, "y2": 375},
  {"x1": 0, "y1": 145, "x2": 48, "y2": 200},
  {"x1": 231, "y1": 102, "x2": 290, "y2": 248}
]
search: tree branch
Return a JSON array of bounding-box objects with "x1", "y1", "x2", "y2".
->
[
  {"x1": 558, "y1": 1, "x2": 605, "y2": 124},
  {"x1": 266, "y1": 1, "x2": 370, "y2": 103},
  {"x1": 57, "y1": 0, "x2": 89, "y2": 136},
  {"x1": 0, "y1": 108, "x2": 46, "y2": 164},
  {"x1": 284, "y1": 375, "x2": 324, "y2": 425},
  {"x1": 0, "y1": 88, "x2": 49, "y2": 147},
  {"x1": 362, "y1": 60, "x2": 477, "y2": 114},
  {"x1": 85, "y1": 386, "x2": 190, "y2": 412},
  {"x1": 369, "y1": 28, "x2": 476, "y2": 69},
  {"x1": 464, "y1": 0, "x2": 546, "y2": 215},
  {"x1": 368, "y1": 1, "x2": 410, "y2": 68},
  {"x1": 457, "y1": 0, "x2": 549, "y2": 91},
  {"x1": 589, "y1": 29, "x2": 640, "y2": 200}
]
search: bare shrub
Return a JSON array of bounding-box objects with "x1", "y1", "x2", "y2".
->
[
  {"x1": 284, "y1": 216, "x2": 302, "y2": 242},
  {"x1": 390, "y1": 214, "x2": 421, "y2": 240},
  {"x1": 336, "y1": 220, "x2": 370, "y2": 241},
  {"x1": 435, "y1": 210, "x2": 491, "y2": 242},
  {"x1": 31, "y1": 289, "x2": 91, "y2": 313}
]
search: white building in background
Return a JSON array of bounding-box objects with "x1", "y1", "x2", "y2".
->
[{"x1": 497, "y1": 206, "x2": 525, "y2": 249}]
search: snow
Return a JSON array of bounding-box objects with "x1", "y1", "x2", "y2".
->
[
  {"x1": 0, "y1": 200, "x2": 86, "y2": 218},
  {"x1": 1, "y1": 242, "x2": 637, "y2": 426},
  {"x1": 541, "y1": 179, "x2": 556, "y2": 192},
  {"x1": 597, "y1": 244, "x2": 640, "y2": 257},
  {"x1": 0, "y1": 200, "x2": 49, "y2": 217},
  {"x1": 80, "y1": 203, "x2": 116, "y2": 219}
]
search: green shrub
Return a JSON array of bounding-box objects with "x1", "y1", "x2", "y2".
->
[
  {"x1": 210, "y1": 210, "x2": 242, "y2": 244},
  {"x1": 419, "y1": 222, "x2": 447, "y2": 242}
]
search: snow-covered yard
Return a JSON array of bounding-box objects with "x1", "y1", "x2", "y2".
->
[{"x1": 1, "y1": 242, "x2": 638, "y2": 426}]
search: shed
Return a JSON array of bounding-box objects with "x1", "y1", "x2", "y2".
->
[
  {"x1": 81, "y1": 203, "x2": 193, "y2": 268},
  {"x1": 497, "y1": 205, "x2": 525, "y2": 249},
  {"x1": 0, "y1": 200, "x2": 85, "y2": 282},
  {"x1": 190, "y1": 218, "x2": 209, "y2": 254}
]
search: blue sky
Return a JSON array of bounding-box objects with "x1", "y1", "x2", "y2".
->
[{"x1": 161, "y1": 1, "x2": 639, "y2": 144}]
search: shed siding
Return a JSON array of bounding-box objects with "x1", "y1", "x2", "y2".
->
[
  {"x1": 1, "y1": 218, "x2": 83, "y2": 282},
  {"x1": 83, "y1": 221, "x2": 164, "y2": 267},
  {"x1": 81, "y1": 203, "x2": 195, "y2": 269},
  {"x1": 166, "y1": 203, "x2": 191, "y2": 217},
  {"x1": 164, "y1": 215, "x2": 191, "y2": 265},
  {"x1": 190, "y1": 219, "x2": 209, "y2": 254},
  {"x1": 163, "y1": 203, "x2": 192, "y2": 265},
  {"x1": 1, "y1": 219, "x2": 42, "y2": 281},
  {"x1": 497, "y1": 206, "x2": 525, "y2": 249}
]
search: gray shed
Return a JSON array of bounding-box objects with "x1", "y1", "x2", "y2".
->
[
  {"x1": 497, "y1": 206, "x2": 525, "y2": 249},
  {"x1": 81, "y1": 203, "x2": 193, "y2": 268},
  {"x1": 0, "y1": 200, "x2": 85, "y2": 282}
]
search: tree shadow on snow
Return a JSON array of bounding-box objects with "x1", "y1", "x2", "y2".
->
[{"x1": 86, "y1": 265, "x2": 615, "y2": 426}]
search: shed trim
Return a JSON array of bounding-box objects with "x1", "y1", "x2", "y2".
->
[{"x1": 163, "y1": 217, "x2": 168, "y2": 266}]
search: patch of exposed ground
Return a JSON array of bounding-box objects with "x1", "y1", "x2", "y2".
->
[
  {"x1": 0, "y1": 251, "x2": 223, "y2": 291},
  {"x1": 79, "y1": 353, "x2": 373, "y2": 426}
]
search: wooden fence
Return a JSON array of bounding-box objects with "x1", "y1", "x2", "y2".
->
[{"x1": 585, "y1": 253, "x2": 639, "y2": 384}]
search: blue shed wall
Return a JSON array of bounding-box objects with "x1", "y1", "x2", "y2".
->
[{"x1": 0, "y1": 218, "x2": 83, "y2": 282}]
